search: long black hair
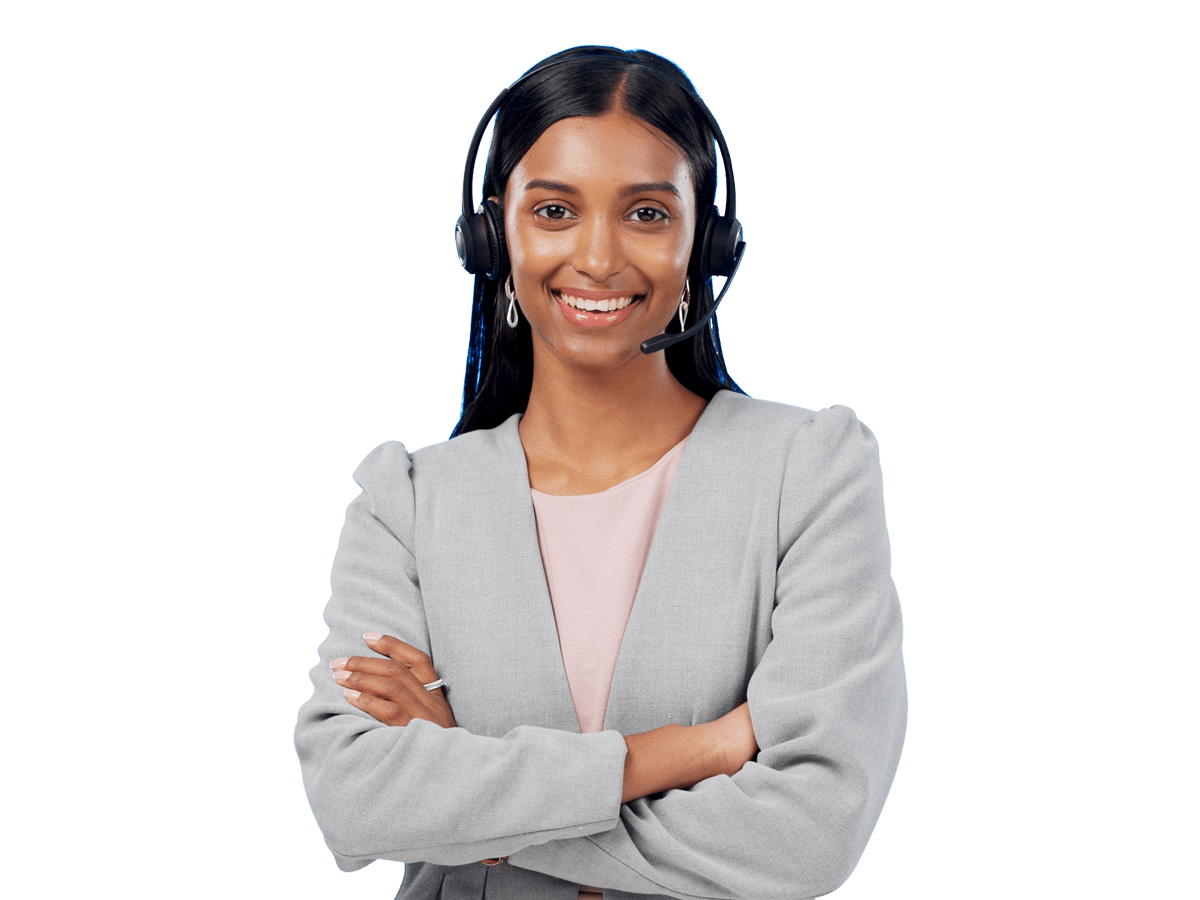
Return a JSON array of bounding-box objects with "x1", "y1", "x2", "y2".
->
[{"x1": 451, "y1": 46, "x2": 744, "y2": 438}]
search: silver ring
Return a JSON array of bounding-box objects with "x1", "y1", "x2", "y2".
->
[{"x1": 423, "y1": 678, "x2": 445, "y2": 692}]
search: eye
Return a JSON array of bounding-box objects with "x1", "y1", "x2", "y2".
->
[
  {"x1": 534, "y1": 204, "x2": 574, "y2": 221},
  {"x1": 630, "y1": 206, "x2": 668, "y2": 223}
]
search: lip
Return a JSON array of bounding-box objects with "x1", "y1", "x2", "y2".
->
[
  {"x1": 553, "y1": 287, "x2": 641, "y2": 301},
  {"x1": 553, "y1": 292, "x2": 640, "y2": 329}
]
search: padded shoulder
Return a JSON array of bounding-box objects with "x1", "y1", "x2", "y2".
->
[{"x1": 350, "y1": 440, "x2": 416, "y2": 548}]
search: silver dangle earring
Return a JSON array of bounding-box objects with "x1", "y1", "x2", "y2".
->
[
  {"x1": 504, "y1": 274, "x2": 519, "y2": 328},
  {"x1": 677, "y1": 281, "x2": 690, "y2": 332}
]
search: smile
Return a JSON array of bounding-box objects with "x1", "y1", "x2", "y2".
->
[
  {"x1": 551, "y1": 289, "x2": 642, "y2": 328},
  {"x1": 557, "y1": 292, "x2": 637, "y2": 313}
]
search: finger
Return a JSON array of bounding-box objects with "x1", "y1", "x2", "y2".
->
[
  {"x1": 339, "y1": 666, "x2": 456, "y2": 729},
  {"x1": 343, "y1": 688, "x2": 409, "y2": 727},
  {"x1": 363, "y1": 632, "x2": 435, "y2": 672},
  {"x1": 333, "y1": 656, "x2": 411, "y2": 679},
  {"x1": 364, "y1": 633, "x2": 441, "y2": 686},
  {"x1": 334, "y1": 656, "x2": 448, "y2": 705},
  {"x1": 335, "y1": 669, "x2": 429, "y2": 708}
]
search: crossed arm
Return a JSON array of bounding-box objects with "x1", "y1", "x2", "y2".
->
[{"x1": 331, "y1": 632, "x2": 759, "y2": 806}]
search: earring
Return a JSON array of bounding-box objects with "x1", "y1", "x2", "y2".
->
[
  {"x1": 677, "y1": 281, "x2": 690, "y2": 332},
  {"x1": 504, "y1": 274, "x2": 519, "y2": 328}
]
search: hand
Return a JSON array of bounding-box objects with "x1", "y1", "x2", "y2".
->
[
  {"x1": 707, "y1": 701, "x2": 758, "y2": 778},
  {"x1": 331, "y1": 633, "x2": 456, "y2": 729}
]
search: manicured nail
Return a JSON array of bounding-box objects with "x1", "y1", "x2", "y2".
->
[
  {"x1": 333, "y1": 670, "x2": 351, "y2": 684},
  {"x1": 344, "y1": 689, "x2": 361, "y2": 700},
  {"x1": 363, "y1": 632, "x2": 382, "y2": 643},
  {"x1": 330, "y1": 657, "x2": 349, "y2": 669}
]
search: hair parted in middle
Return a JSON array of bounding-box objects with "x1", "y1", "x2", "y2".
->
[{"x1": 452, "y1": 46, "x2": 744, "y2": 438}]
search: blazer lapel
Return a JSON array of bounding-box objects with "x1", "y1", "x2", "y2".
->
[{"x1": 499, "y1": 396, "x2": 724, "y2": 739}]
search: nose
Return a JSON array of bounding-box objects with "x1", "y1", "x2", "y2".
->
[{"x1": 571, "y1": 214, "x2": 626, "y2": 283}]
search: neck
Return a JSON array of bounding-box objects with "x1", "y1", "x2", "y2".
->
[{"x1": 518, "y1": 347, "x2": 707, "y2": 493}]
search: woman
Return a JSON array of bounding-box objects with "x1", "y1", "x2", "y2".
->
[{"x1": 296, "y1": 46, "x2": 906, "y2": 900}]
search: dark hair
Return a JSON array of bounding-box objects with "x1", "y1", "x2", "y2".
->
[{"x1": 451, "y1": 46, "x2": 744, "y2": 438}]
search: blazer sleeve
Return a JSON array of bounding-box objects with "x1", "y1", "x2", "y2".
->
[
  {"x1": 294, "y1": 441, "x2": 629, "y2": 871},
  {"x1": 507, "y1": 407, "x2": 908, "y2": 900}
]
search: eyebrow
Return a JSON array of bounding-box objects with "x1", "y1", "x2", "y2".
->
[{"x1": 523, "y1": 178, "x2": 681, "y2": 198}]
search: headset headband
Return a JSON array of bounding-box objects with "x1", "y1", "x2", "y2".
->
[{"x1": 459, "y1": 53, "x2": 737, "y2": 224}]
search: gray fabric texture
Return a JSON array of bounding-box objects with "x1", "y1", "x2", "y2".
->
[{"x1": 295, "y1": 391, "x2": 907, "y2": 899}]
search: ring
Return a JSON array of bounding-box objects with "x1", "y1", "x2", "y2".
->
[{"x1": 423, "y1": 678, "x2": 445, "y2": 692}]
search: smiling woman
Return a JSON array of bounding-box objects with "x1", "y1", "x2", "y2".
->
[
  {"x1": 451, "y1": 46, "x2": 748, "y2": 453},
  {"x1": 295, "y1": 46, "x2": 907, "y2": 900},
  {"x1": 505, "y1": 111, "x2": 695, "y2": 366}
]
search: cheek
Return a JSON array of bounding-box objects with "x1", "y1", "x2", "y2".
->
[
  {"x1": 658, "y1": 206, "x2": 697, "y2": 274},
  {"x1": 505, "y1": 219, "x2": 564, "y2": 281},
  {"x1": 644, "y1": 229, "x2": 694, "y2": 279},
  {"x1": 673, "y1": 230, "x2": 695, "y2": 270}
]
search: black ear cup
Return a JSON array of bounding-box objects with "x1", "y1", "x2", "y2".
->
[
  {"x1": 455, "y1": 211, "x2": 489, "y2": 276},
  {"x1": 455, "y1": 199, "x2": 507, "y2": 281},
  {"x1": 481, "y1": 199, "x2": 507, "y2": 281},
  {"x1": 705, "y1": 214, "x2": 743, "y2": 279},
  {"x1": 694, "y1": 205, "x2": 744, "y2": 279}
]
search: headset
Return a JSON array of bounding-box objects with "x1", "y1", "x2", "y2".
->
[{"x1": 453, "y1": 52, "x2": 746, "y2": 355}]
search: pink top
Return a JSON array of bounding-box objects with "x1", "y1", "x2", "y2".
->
[{"x1": 530, "y1": 439, "x2": 687, "y2": 900}]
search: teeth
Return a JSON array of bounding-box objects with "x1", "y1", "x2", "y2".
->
[{"x1": 559, "y1": 293, "x2": 635, "y2": 313}]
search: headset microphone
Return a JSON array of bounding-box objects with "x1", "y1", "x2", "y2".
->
[
  {"x1": 456, "y1": 53, "x2": 746, "y2": 353},
  {"x1": 640, "y1": 240, "x2": 745, "y2": 354}
]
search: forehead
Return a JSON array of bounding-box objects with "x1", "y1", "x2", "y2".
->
[{"x1": 508, "y1": 110, "x2": 693, "y2": 196}]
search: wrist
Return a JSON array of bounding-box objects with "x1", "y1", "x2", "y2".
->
[
  {"x1": 690, "y1": 718, "x2": 729, "y2": 780},
  {"x1": 622, "y1": 722, "x2": 715, "y2": 803}
]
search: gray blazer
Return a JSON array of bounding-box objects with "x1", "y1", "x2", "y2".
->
[{"x1": 295, "y1": 392, "x2": 906, "y2": 900}]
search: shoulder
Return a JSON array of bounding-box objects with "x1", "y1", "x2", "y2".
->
[
  {"x1": 346, "y1": 441, "x2": 417, "y2": 542},
  {"x1": 784, "y1": 401, "x2": 880, "y2": 478},
  {"x1": 703, "y1": 390, "x2": 817, "y2": 432},
  {"x1": 351, "y1": 415, "x2": 524, "y2": 526},
  {"x1": 728, "y1": 398, "x2": 887, "y2": 541},
  {"x1": 353, "y1": 439, "x2": 413, "y2": 486},
  {"x1": 705, "y1": 393, "x2": 885, "y2": 528},
  {"x1": 703, "y1": 391, "x2": 877, "y2": 464}
]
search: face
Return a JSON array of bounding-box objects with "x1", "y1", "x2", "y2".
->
[{"x1": 501, "y1": 109, "x2": 696, "y2": 375}]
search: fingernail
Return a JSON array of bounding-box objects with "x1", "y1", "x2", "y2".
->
[
  {"x1": 333, "y1": 670, "x2": 351, "y2": 684},
  {"x1": 363, "y1": 632, "x2": 382, "y2": 643},
  {"x1": 330, "y1": 658, "x2": 349, "y2": 669},
  {"x1": 344, "y1": 689, "x2": 361, "y2": 700}
]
